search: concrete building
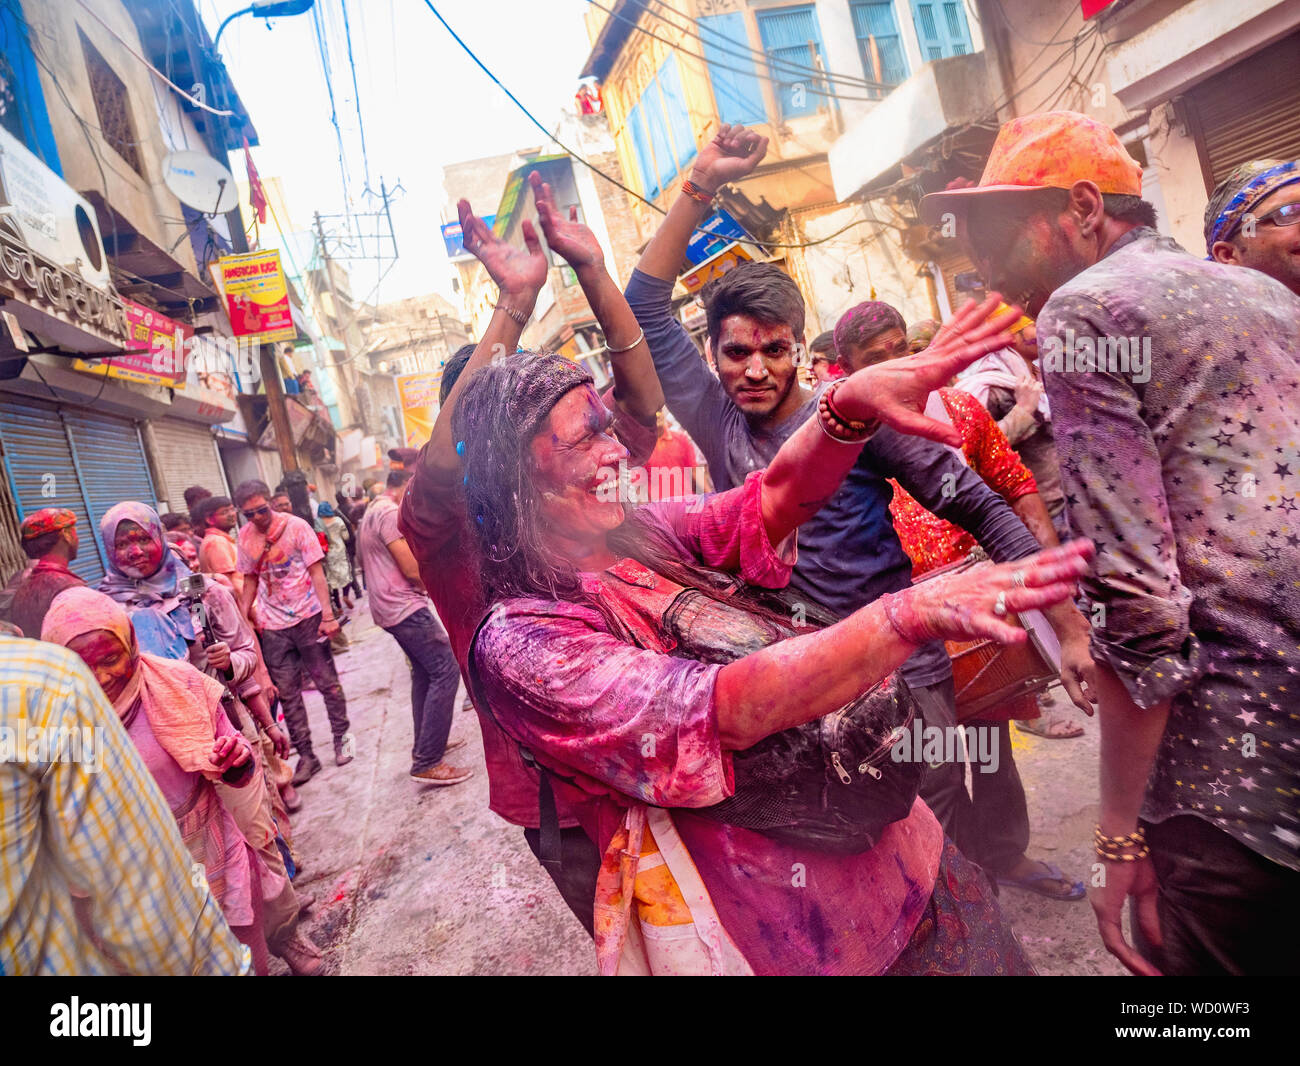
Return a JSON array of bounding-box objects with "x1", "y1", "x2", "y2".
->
[
  {"x1": 0, "y1": 0, "x2": 260, "y2": 583},
  {"x1": 581, "y1": 0, "x2": 988, "y2": 336},
  {"x1": 828, "y1": 0, "x2": 1300, "y2": 312}
]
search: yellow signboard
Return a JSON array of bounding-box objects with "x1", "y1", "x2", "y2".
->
[
  {"x1": 213, "y1": 249, "x2": 295, "y2": 343},
  {"x1": 678, "y1": 241, "x2": 755, "y2": 294},
  {"x1": 396, "y1": 371, "x2": 441, "y2": 449}
]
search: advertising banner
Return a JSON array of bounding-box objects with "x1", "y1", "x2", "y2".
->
[
  {"x1": 396, "y1": 371, "x2": 441, "y2": 448},
  {"x1": 72, "y1": 299, "x2": 188, "y2": 387},
  {"x1": 213, "y1": 249, "x2": 295, "y2": 343}
]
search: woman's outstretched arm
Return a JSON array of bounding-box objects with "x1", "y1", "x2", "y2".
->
[{"x1": 759, "y1": 295, "x2": 1021, "y2": 547}]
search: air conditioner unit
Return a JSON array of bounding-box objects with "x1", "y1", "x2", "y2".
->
[{"x1": 0, "y1": 126, "x2": 112, "y2": 291}]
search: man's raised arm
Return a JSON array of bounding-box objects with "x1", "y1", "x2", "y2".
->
[{"x1": 625, "y1": 126, "x2": 769, "y2": 449}]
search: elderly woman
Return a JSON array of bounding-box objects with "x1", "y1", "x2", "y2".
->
[
  {"x1": 43, "y1": 587, "x2": 323, "y2": 975},
  {"x1": 96, "y1": 504, "x2": 315, "y2": 964},
  {"x1": 400, "y1": 183, "x2": 1092, "y2": 975}
]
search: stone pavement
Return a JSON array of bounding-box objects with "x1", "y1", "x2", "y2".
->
[{"x1": 282, "y1": 611, "x2": 1124, "y2": 976}]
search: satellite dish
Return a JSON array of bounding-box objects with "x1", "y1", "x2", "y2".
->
[{"x1": 162, "y1": 151, "x2": 238, "y2": 215}]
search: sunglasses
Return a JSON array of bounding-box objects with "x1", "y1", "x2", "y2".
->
[{"x1": 241, "y1": 505, "x2": 271, "y2": 519}]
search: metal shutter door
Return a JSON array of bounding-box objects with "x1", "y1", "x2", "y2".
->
[
  {"x1": 62, "y1": 409, "x2": 158, "y2": 572},
  {"x1": 145, "y1": 419, "x2": 227, "y2": 511},
  {"x1": 0, "y1": 398, "x2": 101, "y2": 582},
  {"x1": 1187, "y1": 32, "x2": 1300, "y2": 189}
]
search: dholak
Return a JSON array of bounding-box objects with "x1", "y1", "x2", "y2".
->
[{"x1": 912, "y1": 556, "x2": 1061, "y2": 721}]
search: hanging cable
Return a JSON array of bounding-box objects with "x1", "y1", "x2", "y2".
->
[
  {"x1": 422, "y1": 1, "x2": 895, "y2": 251},
  {"x1": 584, "y1": 0, "x2": 887, "y2": 102},
  {"x1": 340, "y1": 0, "x2": 372, "y2": 189},
  {"x1": 628, "y1": 0, "x2": 886, "y2": 92},
  {"x1": 71, "y1": 0, "x2": 235, "y2": 116}
]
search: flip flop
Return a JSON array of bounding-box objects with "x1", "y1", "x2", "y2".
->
[{"x1": 996, "y1": 861, "x2": 1085, "y2": 901}]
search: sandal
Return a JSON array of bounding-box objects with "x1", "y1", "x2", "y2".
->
[
  {"x1": 1018, "y1": 713, "x2": 1084, "y2": 739},
  {"x1": 996, "y1": 861, "x2": 1085, "y2": 901}
]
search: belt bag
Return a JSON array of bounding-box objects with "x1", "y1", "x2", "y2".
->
[{"x1": 696, "y1": 673, "x2": 922, "y2": 854}]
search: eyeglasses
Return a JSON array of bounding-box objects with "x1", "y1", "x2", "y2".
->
[
  {"x1": 241, "y1": 505, "x2": 271, "y2": 519},
  {"x1": 1250, "y1": 202, "x2": 1300, "y2": 229}
]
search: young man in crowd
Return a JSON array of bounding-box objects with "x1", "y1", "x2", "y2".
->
[
  {"x1": 184, "y1": 484, "x2": 213, "y2": 522},
  {"x1": 807, "y1": 330, "x2": 841, "y2": 383},
  {"x1": 3, "y1": 509, "x2": 85, "y2": 640},
  {"x1": 622, "y1": 125, "x2": 1096, "y2": 876},
  {"x1": 1205, "y1": 158, "x2": 1299, "y2": 295},
  {"x1": 923, "y1": 109, "x2": 1300, "y2": 975},
  {"x1": 358, "y1": 450, "x2": 471, "y2": 787},
  {"x1": 233, "y1": 479, "x2": 352, "y2": 785},
  {"x1": 194, "y1": 496, "x2": 244, "y2": 599},
  {"x1": 835, "y1": 298, "x2": 1087, "y2": 900}
]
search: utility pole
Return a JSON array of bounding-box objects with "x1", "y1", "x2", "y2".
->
[{"x1": 261, "y1": 342, "x2": 299, "y2": 473}]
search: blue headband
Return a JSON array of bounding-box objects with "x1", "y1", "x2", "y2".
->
[{"x1": 1205, "y1": 160, "x2": 1300, "y2": 252}]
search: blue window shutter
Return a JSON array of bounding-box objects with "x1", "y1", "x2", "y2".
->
[
  {"x1": 656, "y1": 55, "x2": 697, "y2": 173},
  {"x1": 0, "y1": 4, "x2": 63, "y2": 174},
  {"x1": 698, "y1": 12, "x2": 766, "y2": 126},
  {"x1": 756, "y1": 5, "x2": 826, "y2": 119},
  {"x1": 850, "y1": 2, "x2": 910, "y2": 91},
  {"x1": 626, "y1": 100, "x2": 658, "y2": 198},
  {"x1": 642, "y1": 82, "x2": 677, "y2": 193},
  {"x1": 909, "y1": 0, "x2": 972, "y2": 61}
]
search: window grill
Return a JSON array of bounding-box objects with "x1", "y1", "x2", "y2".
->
[{"x1": 79, "y1": 30, "x2": 144, "y2": 177}]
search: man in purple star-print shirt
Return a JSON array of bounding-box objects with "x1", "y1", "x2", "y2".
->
[{"x1": 924, "y1": 110, "x2": 1300, "y2": 977}]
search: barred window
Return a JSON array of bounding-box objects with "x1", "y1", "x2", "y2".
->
[{"x1": 79, "y1": 30, "x2": 144, "y2": 177}]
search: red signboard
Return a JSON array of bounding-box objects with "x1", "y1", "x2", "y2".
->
[{"x1": 73, "y1": 298, "x2": 189, "y2": 386}]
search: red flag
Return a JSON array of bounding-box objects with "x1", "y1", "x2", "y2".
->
[
  {"x1": 1081, "y1": 0, "x2": 1114, "y2": 17},
  {"x1": 244, "y1": 137, "x2": 267, "y2": 224}
]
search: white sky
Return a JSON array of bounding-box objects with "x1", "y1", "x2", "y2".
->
[{"x1": 199, "y1": 0, "x2": 594, "y2": 309}]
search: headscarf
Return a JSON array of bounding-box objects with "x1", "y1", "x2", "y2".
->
[
  {"x1": 20, "y1": 507, "x2": 76, "y2": 540},
  {"x1": 42, "y1": 586, "x2": 225, "y2": 776},
  {"x1": 1203, "y1": 159, "x2": 1300, "y2": 254},
  {"x1": 97, "y1": 501, "x2": 194, "y2": 657}
]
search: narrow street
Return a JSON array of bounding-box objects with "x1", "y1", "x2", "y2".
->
[{"x1": 285, "y1": 606, "x2": 1124, "y2": 976}]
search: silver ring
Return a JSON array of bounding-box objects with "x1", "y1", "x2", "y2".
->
[
  {"x1": 1011, "y1": 569, "x2": 1026, "y2": 588},
  {"x1": 993, "y1": 591, "x2": 1008, "y2": 617}
]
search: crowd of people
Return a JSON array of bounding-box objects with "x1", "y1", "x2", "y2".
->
[{"x1": 1, "y1": 108, "x2": 1296, "y2": 977}]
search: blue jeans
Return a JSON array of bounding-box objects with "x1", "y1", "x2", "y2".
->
[{"x1": 386, "y1": 607, "x2": 460, "y2": 772}]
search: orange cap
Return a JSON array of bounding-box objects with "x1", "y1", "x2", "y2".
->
[{"x1": 921, "y1": 111, "x2": 1142, "y2": 220}]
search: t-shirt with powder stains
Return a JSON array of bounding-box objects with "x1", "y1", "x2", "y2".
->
[
  {"x1": 235, "y1": 514, "x2": 324, "y2": 631},
  {"x1": 1040, "y1": 227, "x2": 1300, "y2": 870}
]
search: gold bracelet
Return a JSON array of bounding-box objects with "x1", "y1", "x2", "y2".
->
[{"x1": 1096, "y1": 845, "x2": 1151, "y2": 862}]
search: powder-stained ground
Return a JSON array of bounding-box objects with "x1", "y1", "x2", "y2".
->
[{"x1": 282, "y1": 606, "x2": 1126, "y2": 976}]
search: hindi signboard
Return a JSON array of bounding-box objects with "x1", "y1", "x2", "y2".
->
[{"x1": 213, "y1": 249, "x2": 295, "y2": 343}]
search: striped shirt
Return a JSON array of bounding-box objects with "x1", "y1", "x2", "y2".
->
[{"x1": 0, "y1": 636, "x2": 250, "y2": 975}]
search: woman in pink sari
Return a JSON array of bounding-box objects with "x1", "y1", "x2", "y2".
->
[{"x1": 43, "y1": 586, "x2": 324, "y2": 975}]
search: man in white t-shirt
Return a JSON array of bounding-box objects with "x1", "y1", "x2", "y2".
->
[{"x1": 358, "y1": 455, "x2": 471, "y2": 787}]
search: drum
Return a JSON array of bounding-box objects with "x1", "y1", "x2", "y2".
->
[{"x1": 912, "y1": 556, "x2": 1060, "y2": 721}]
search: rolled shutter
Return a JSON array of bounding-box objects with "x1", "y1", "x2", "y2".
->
[
  {"x1": 1185, "y1": 32, "x2": 1300, "y2": 190},
  {"x1": 61, "y1": 409, "x2": 157, "y2": 573},
  {"x1": 0, "y1": 398, "x2": 101, "y2": 582},
  {"x1": 144, "y1": 418, "x2": 228, "y2": 512}
]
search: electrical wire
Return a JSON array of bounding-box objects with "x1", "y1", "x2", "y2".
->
[
  {"x1": 71, "y1": 0, "x2": 235, "y2": 116},
  {"x1": 339, "y1": 0, "x2": 372, "y2": 189},
  {"x1": 633, "y1": 0, "x2": 886, "y2": 92},
  {"x1": 585, "y1": 0, "x2": 888, "y2": 103},
  {"x1": 312, "y1": 0, "x2": 352, "y2": 215},
  {"x1": 422, "y1": 1, "x2": 883, "y2": 252}
]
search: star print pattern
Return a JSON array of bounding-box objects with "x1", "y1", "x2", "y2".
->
[{"x1": 1039, "y1": 228, "x2": 1300, "y2": 871}]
